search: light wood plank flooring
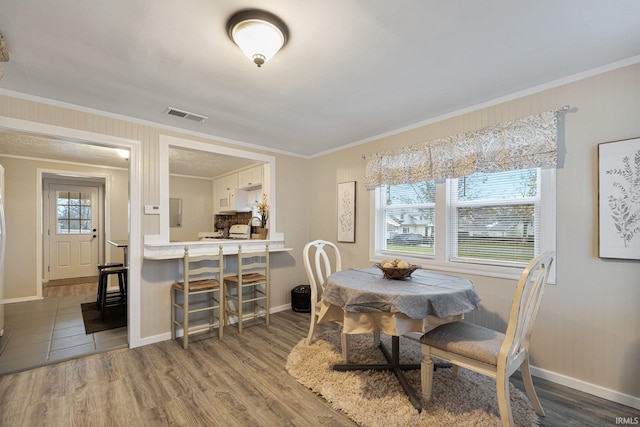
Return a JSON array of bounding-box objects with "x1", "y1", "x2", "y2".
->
[{"x1": 0, "y1": 310, "x2": 637, "y2": 426}]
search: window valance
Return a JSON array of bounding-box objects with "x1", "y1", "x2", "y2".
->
[{"x1": 364, "y1": 109, "x2": 563, "y2": 190}]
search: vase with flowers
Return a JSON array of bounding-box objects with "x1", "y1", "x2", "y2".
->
[{"x1": 255, "y1": 193, "x2": 269, "y2": 239}]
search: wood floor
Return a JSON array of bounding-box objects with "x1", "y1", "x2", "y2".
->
[{"x1": 0, "y1": 310, "x2": 636, "y2": 426}]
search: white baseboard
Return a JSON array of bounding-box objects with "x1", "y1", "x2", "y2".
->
[
  {"x1": 530, "y1": 366, "x2": 640, "y2": 410},
  {"x1": 138, "y1": 304, "x2": 291, "y2": 348},
  {"x1": 1, "y1": 295, "x2": 43, "y2": 304},
  {"x1": 138, "y1": 332, "x2": 171, "y2": 347}
]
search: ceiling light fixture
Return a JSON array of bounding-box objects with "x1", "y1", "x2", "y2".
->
[
  {"x1": 116, "y1": 149, "x2": 130, "y2": 160},
  {"x1": 226, "y1": 9, "x2": 289, "y2": 68}
]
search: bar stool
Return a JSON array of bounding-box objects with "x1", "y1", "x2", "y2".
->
[
  {"x1": 224, "y1": 244, "x2": 269, "y2": 333},
  {"x1": 98, "y1": 266, "x2": 127, "y2": 321},
  {"x1": 97, "y1": 263, "x2": 124, "y2": 309}
]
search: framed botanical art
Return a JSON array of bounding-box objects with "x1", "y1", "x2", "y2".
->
[
  {"x1": 337, "y1": 181, "x2": 356, "y2": 243},
  {"x1": 598, "y1": 137, "x2": 640, "y2": 260}
]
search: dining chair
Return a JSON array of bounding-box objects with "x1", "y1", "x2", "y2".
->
[
  {"x1": 171, "y1": 245, "x2": 225, "y2": 349},
  {"x1": 419, "y1": 250, "x2": 554, "y2": 427},
  {"x1": 224, "y1": 244, "x2": 270, "y2": 333},
  {"x1": 303, "y1": 239, "x2": 380, "y2": 361}
]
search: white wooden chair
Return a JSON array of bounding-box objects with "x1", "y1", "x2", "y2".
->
[
  {"x1": 171, "y1": 245, "x2": 225, "y2": 349},
  {"x1": 224, "y1": 244, "x2": 270, "y2": 333},
  {"x1": 303, "y1": 239, "x2": 379, "y2": 360},
  {"x1": 420, "y1": 251, "x2": 554, "y2": 427}
]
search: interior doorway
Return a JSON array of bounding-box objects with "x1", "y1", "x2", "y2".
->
[{"x1": 0, "y1": 115, "x2": 142, "y2": 350}]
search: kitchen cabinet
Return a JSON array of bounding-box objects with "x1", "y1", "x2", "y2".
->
[
  {"x1": 214, "y1": 165, "x2": 263, "y2": 214},
  {"x1": 238, "y1": 165, "x2": 263, "y2": 190},
  {"x1": 214, "y1": 174, "x2": 238, "y2": 214}
]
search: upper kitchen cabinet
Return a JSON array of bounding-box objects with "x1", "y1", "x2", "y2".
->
[
  {"x1": 214, "y1": 173, "x2": 239, "y2": 214},
  {"x1": 238, "y1": 165, "x2": 263, "y2": 190}
]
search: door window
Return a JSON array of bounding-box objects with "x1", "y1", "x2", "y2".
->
[{"x1": 56, "y1": 191, "x2": 93, "y2": 234}]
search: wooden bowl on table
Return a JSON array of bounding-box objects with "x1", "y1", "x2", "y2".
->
[{"x1": 374, "y1": 263, "x2": 419, "y2": 280}]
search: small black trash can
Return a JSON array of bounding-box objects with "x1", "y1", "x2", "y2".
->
[{"x1": 291, "y1": 284, "x2": 311, "y2": 313}]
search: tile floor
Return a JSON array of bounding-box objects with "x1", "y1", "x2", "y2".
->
[{"x1": 0, "y1": 291, "x2": 128, "y2": 375}]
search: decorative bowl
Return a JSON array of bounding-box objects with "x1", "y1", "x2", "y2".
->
[{"x1": 374, "y1": 263, "x2": 419, "y2": 280}]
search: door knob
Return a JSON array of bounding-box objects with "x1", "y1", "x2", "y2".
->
[{"x1": 93, "y1": 235, "x2": 97, "y2": 238}]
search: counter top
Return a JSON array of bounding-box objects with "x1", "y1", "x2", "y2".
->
[{"x1": 144, "y1": 238, "x2": 290, "y2": 260}]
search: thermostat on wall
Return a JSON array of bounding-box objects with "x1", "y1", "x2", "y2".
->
[{"x1": 144, "y1": 205, "x2": 160, "y2": 215}]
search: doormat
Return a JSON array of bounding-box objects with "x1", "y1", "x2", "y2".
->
[{"x1": 81, "y1": 302, "x2": 127, "y2": 334}]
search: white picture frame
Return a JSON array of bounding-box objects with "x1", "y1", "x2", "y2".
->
[
  {"x1": 598, "y1": 137, "x2": 640, "y2": 260},
  {"x1": 337, "y1": 181, "x2": 356, "y2": 243}
]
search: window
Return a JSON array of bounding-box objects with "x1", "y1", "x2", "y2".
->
[
  {"x1": 382, "y1": 181, "x2": 435, "y2": 256},
  {"x1": 373, "y1": 168, "x2": 555, "y2": 279},
  {"x1": 56, "y1": 191, "x2": 93, "y2": 234},
  {"x1": 451, "y1": 169, "x2": 539, "y2": 265}
]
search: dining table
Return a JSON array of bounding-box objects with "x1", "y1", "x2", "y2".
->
[{"x1": 317, "y1": 266, "x2": 481, "y2": 412}]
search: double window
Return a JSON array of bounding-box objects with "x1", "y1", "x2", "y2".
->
[{"x1": 373, "y1": 168, "x2": 555, "y2": 279}]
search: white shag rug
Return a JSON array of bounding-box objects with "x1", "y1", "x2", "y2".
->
[{"x1": 286, "y1": 331, "x2": 539, "y2": 427}]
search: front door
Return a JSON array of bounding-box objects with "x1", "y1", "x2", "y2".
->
[{"x1": 48, "y1": 184, "x2": 100, "y2": 280}]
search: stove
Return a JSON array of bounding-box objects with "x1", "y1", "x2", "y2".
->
[{"x1": 228, "y1": 224, "x2": 251, "y2": 240}]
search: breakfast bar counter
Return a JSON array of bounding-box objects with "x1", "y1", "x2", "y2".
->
[{"x1": 144, "y1": 238, "x2": 290, "y2": 260}]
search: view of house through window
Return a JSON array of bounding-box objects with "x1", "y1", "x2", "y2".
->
[
  {"x1": 383, "y1": 181, "x2": 435, "y2": 256},
  {"x1": 377, "y1": 168, "x2": 552, "y2": 268},
  {"x1": 56, "y1": 191, "x2": 93, "y2": 234},
  {"x1": 450, "y1": 168, "x2": 539, "y2": 263}
]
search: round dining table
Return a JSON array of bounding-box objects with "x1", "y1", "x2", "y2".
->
[{"x1": 317, "y1": 267, "x2": 481, "y2": 412}]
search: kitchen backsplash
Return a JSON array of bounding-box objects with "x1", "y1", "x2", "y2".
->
[{"x1": 214, "y1": 211, "x2": 258, "y2": 235}]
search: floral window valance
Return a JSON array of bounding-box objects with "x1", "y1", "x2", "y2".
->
[{"x1": 364, "y1": 109, "x2": 563, "y2": 190}]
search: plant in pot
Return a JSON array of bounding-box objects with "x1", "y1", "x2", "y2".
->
[{"x1": 255, "y1": 193, "x2": 269, "y2": 239}]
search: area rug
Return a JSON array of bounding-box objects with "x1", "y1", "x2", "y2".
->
[
  {"x1": 81, "y1": 302, "x2": 127, "y2": 334},
  {"x1": 286, "y1": 331, "x2": 539, "y2": 427}
]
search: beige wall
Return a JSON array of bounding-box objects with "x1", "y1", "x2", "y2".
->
[
  {"x1": 169, "y1": 175, "x2": 213, "y2": 242},
  {"x1": 0, "y1": 94, "x2": 310, "y2": 341},
  {"x1": 0, "y1": 155, "x2": 128, "y2": 299},
  {"x1": 307, "y1": 63, "x2": 640, "y2": 401}
]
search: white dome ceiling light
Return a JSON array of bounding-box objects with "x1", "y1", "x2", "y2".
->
[{"x1": 226, "y1": 9, "x2": 289, "y2": 68}]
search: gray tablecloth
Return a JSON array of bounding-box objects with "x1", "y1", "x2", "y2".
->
[{"x1": 322, "y1": 267, "x2": 481, "y2": 320}]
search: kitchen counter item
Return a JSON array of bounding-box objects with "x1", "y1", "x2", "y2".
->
[
  {"x1": 198, "y1": 231, "x2": 223, "y2": 240},
  {"x1": 229, "y1": 224, "x2": 251, "y2": 240}
]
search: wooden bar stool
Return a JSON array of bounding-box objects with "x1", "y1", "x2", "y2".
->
[
  {"x1": 224, "y1": 244, "x2": 269, "y2": 333},
  {"x1": 171, "y1": 245, "x2": 225, "y2": 349},
  {"x1": 98, "y1": 266, "x2": 127, "y2": 321},
  {"x1": 97, "y1": 263, "x2": 124, "y2": 309}
]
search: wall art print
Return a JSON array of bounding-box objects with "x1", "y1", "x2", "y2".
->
[
  {"x1": 598, "y1": 137, "x2": 640, "y2": 260},
  {"x1": 337, "y1": 181, "x2": 356, "y2": 243}
]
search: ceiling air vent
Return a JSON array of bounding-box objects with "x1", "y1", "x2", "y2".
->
[{"x1": 164, "y1": 107, "x2": 207, "y2": 123}]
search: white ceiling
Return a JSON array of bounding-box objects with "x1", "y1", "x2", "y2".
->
[
  {"x1": 1, "y1": 0, "x2": 640, "y2": 161},
  {"x1": 0, "y1": 130, "x2": 255, "y2": 177}
]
